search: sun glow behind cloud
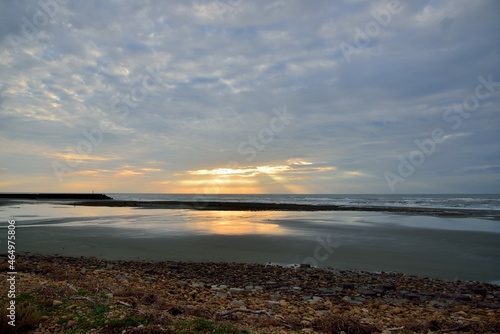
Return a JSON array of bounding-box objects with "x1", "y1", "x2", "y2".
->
[{"x1": 172, "y1": 161, "x2": 340, "y2": 194}]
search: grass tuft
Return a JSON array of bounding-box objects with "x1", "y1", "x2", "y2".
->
[{"x1": 0, "y1": 301, "x2": 41, "y2": 334}]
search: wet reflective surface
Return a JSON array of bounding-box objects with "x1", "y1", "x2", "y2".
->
[{"x1": 1, "y1": 202, "x2": 499, "y2": 283}]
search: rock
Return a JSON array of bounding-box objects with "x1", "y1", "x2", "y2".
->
[
  {"x1": 318, "y1": 287, "x2": 341, "y2": 294},
  {"x1": 231, "y1": 299, "x2": 246, "y2": 307},
  {"x1": 268, "y1": 301, "x2": 280, "y2": 307},
  {"x1": 52, "y1": 300, "x2": 63, "y2": 306},
  {"x1": 404, "y1": 293, "x2": 421, "y2": 300},
  {"x1": 478, "y1": 302, "x2": 500, "y2": 309},
  {"x1": 80, "y1": 268, "x2": 87, "y2": 274},
  {"x1": 456, "y1": 294, "x2": 472, "y2": 301},
  {"x1": 229, "y1": 288, "x2": 244, "y2": 294},
  {"x1": 391, "y1": 307, "x2": 402, "y2": 314},
  {"x1": 65, "y1": 320, "x2": 77, "y2": 329},
  {"x1": 300, "y1": 263, "x2": 312, "y2": 268},
  {"x1": 378, "y1": 284, "x2": 394, "y2": 291},
  {"x1": 379, "y1": 304, "x2": 390, "y2": 311},
  {"x1": 269, "y1": 294, "x2": 280, "y2": 301},
  {"x1": 471, "y1": 287, "x2": 487, "y2": 296},
  {"x1": 106, "y1": 264, "x2": 114, "y2": 270},
  {"x1": 341, "y1": 283, "x2": 355, "y2": 290},
  {"x1": 309, "y1": 296, "x2": 322, "y2": 303},
  {"x1": 216, "y1": 292, "x2": 228, "y2": 298},
  {"x1": 358, "y1": 288, "x2": 377, "y2": 297},
  {"x1": 429, "y1": 300, "x2": 447, "y2": 308},
  {"x1": 245, "y1": 285, "x2": 254, "y2": 290},
  {"x1": 191, "y1": 281, "x2": 205, "y2": 288},
  {"x1": 383, "y1": 297, "x2": 401, "y2": 304},
  {"x1": 279, "y1": 300, "x2": 288, "y2": 306},
  {"x1": 342, "y1": 296, "x2": 362, "y2": 305}
]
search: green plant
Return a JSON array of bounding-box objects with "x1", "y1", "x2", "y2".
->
[
  {"x1": 175, "y1": 318, "x2": 247, "y2": 334},
  {"x1": 0, "y1": 301, "x2": 41, "y2": 334}
]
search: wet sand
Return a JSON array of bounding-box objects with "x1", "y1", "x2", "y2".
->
[{"x1": 5, "y1": 203, "x2": 500, "y2": 283}]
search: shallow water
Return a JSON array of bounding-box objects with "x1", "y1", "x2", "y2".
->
[{"x1": 1, "y1": 202, "x2": 500, "y2": 283}]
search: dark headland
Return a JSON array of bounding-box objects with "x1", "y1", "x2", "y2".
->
[{"x1": 0, "y1": 193, "x2": 112, "y2": 200}]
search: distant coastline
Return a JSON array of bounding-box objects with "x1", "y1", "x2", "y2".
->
[
  {"x1": 0, "y1": 193, "x2": 111, "y2": 200},
  {"x1": 74, "y1": 198, "x2": 497, "y2": 218}
]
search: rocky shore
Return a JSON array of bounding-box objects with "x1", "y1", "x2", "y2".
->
[
  {"x1": 71, "y1": 199, "x2": 499, "y2": 218},
  {"x1": 1, "y1": 254, "x2": 499, "y2": 333}
]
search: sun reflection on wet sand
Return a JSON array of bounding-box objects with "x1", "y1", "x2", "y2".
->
[{"x1": 184, "y1": 210, "x2": 288, "y2": 235}]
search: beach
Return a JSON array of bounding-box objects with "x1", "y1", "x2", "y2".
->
[
  {"x1": 1, "y1": 196, "x2": 500, "y2": 332},
  {"x1": 1, "y1": 254, "x2": 499, "y2": 333}
]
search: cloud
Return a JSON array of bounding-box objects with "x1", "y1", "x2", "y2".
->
[{"x1": 0, "y1": 0, "x2": 499, "y2": 193}]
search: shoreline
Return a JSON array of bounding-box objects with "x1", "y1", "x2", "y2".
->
[
  {"x1": 72, "y1": 199, "x2": 499, "y2": 218},
  {"x1": 3, "y1": 200, "x2": 500, "y2": 283},
  {"x1": 1, "y1": 253, "x2": 499, "y2": 333},
  {"x1": 1, "y1": 195, "x2": 499, "y2": 218}
]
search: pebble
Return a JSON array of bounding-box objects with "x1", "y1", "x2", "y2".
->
[
  {"x1": 13, "y1": 254, "x2": 500, "y2": 333},
  {"x1": 379, "y1": 304, "x2": 389, "y2": 311},
  {"x1": 456, "y1": 294, "x2": 472, "y2": 301},
  {"x1": 269, "y1": 293, "x2": 281, "y2": 301},
  {"x1": 308, "y1": 296, "x2": 323, "y2": 303},
  {"x1": 341, "y1": 283, "x2": 355, "y2": 289},
  {"x1": 191, "y1": 281, "x2": 205, "y2": 288},
  {"x1": 65, "y1": 320, "x2": 77, "y2": 329},
  {"x1": 229, "y1": 287, "x2": 244, "y2": 294},
  {"x1": 216, "y1": 292, "x2": 228, "y2": 298},
  {"x1": 231, "y1": 299, "x2": 246, "y2": 307},
  {"x1": 391, "y1": 307, "x2": 403, "y2": 314},
  {"x1": 404, "y1": 292, "x2": 421, "y2": 300},
  {"x1": 358, "y1": 288, "x2": 377, "y2": 297}
]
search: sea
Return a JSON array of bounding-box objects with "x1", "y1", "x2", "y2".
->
[{"x1": 108, "y1": 193, "x2": 500, "y2": 212}]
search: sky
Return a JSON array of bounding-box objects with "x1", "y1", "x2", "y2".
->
[{"x1": 0, "y1": 0, "x2": 499, "y2": 194}]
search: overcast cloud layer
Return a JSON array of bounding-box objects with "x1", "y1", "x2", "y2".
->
[{"x1": 1, "y1": 0, "x2": 499, "y2": 194}]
